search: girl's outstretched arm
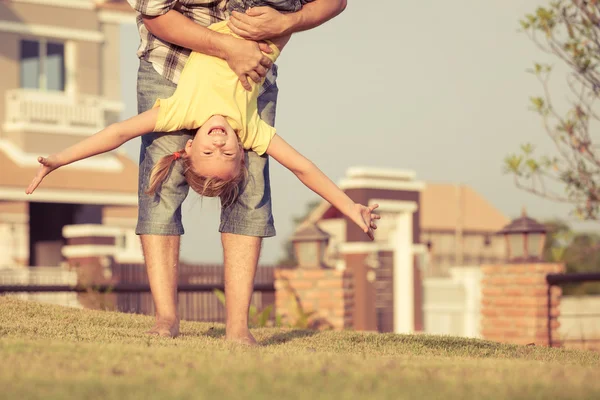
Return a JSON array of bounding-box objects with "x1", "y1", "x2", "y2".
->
[
  {"x1": 26, "y1": 108, "x2": 160, "y2": 194},
  {"x1": 266, "y1": 134, "x2": 380, "y2": 240}
]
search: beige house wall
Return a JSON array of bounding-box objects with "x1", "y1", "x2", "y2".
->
[
  {"x1": 101, "y1": 23, "x2": 121, "y2": 102},
  {"x1": 0, "y1": 3, "x2": 99, "y2": 31},
  {"x1": 0, "y1": 32, "x2": 19, "y2": 134},
  {"x1": 77, "y1": 41, "x2": 101, "y2": 96}
]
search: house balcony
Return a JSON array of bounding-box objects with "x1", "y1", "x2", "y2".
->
[{"x1": 3, "y1": 89, "x2": 121, "y2": 136}]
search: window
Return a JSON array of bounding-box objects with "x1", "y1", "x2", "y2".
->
[{"x1": 20, "y1": 39, "x2": 65, "y2": 91}]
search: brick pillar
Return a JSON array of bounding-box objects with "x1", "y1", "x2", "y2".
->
[
  {"x1": 274, "y1": 268, "x2": 353, "y2": 330},
  {"x1": 481, "y1": 262, "x2": 564, "y2": 346},
  {"x1": 62, "y1": 224, "x2": 120, "y2": 310}
]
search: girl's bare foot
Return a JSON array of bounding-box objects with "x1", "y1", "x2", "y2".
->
[{"x1": 146, "y1": 318, "x2": 180, "y2": 338}]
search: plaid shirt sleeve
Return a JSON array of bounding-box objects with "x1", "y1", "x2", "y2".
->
[{"x1": 126, "y1": 0, "x2": 176, "y2": 17}]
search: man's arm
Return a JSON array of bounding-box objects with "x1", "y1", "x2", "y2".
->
[
  {"x1": 133, "y1": 2, "x2": 273, "y2": 90},
  {"x1": 228, "y1": 0, "x2": 347, "y2": 41},
  {"x1": 265, "y1": 134, "x2": 380, "y2": 240}
]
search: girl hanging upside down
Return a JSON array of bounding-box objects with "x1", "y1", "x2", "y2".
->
[{"x1": 26, "y1": 10, "x2": 380, "y2": 239}]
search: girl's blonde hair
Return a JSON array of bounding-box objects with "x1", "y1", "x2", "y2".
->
[{"x1": 145, "y1": 149, "x2": 247, "y2": 207}]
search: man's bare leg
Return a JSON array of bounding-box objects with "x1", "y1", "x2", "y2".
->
[
  {"x1": 141, "y1": 235, "x2": 180, "y2": 338},
  {"x1": 222, "y1": 232, "x2": 261, "y2": 345}
]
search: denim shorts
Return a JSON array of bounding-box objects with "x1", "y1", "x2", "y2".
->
[{"x1": 135, "y1": 60, "x2": 277, "y2": 237}]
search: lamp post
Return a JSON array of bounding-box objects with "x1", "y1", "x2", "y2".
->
[
  {"x1": 291, "y1": 224, "x2": 330, "y2": 268},
  {"x1": 497, "y1": 208, "x2": 547, "y2": 263}
]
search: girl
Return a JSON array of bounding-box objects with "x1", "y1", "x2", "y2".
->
[{"x1": 26, "y1": 14, "x2": 380, "y2": 240}]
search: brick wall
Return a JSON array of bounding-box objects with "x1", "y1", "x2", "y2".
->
[
  {"x1": 274, "y1": 268, "x2": 354, "y2": 330},
  {"x1": 481, "y1": 263, "x2": 564, "y2": 346}
]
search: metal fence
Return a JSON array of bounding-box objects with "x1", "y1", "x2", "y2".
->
[
  {"x1": 113, "y1": 263, "x2": 276, "y2": 322},
  {"x1": 0, "y1": 263, "x2": 277, "y2": 323},
  {"x1": 546, "y1": 272, "x2": 600, "y2": 349}
]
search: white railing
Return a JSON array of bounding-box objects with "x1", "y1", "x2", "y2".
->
[
  {"x1": 560, "y1": 296, "x2": 600, "y2": 350},
  {"x1": 0, "y1": 266, "x2": 81, "y2": 308},
  {"x1": 5, "y1": 89, "x2": 105, "y2": 132}
]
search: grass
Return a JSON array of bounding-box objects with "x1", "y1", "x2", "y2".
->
[{"x1": 1, "y1": 297, "x2": 599, "y2": 400}]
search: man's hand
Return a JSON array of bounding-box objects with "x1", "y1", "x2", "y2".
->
[
  {"x1": 228, "y1": 7, "x2": 292, "y2": 41},
  {"x1": 349, "y1": 203, "x2": 381, "y2": 241},
  {"x1": 223, "y1": 36, "x2": 274, "y2": 91},
  {"x1": 26, "y1": 155, "x2": 62, "y2": 195}
]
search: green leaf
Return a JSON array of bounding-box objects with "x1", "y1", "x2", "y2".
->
[
  {"x1": 550, "y1": 247, "x2": 566, "y2": 262},
  {"x1": 526, "y1": 159, "x2": 540, "y2": 172},
  {"x1": 249, "y1": 305, "x2": 258, "y2": 319},
  {"x1": 258, "y1": 305, "x2": 273, "y2": 327},
  {"x1": 275, "y1": 314, "x2": 283, "y2": 327},
  {"x1": 504, "y1": 155, "x2": 523, "y2": 173},
  {"x1": 213, "y1": 289, "x2": 226, "y2": 306},
  {"x1": 520, "y1": 20, "x2": 531, "y2": 30},
  {"x1": 521, "y1": 143, "x2": 535, "y2": 154},
  {"x1": 530, "y1": 97, "x2": 545, "y2": 112}
]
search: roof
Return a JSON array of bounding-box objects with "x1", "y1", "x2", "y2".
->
[
  {"x1": 292, "y1": 223, "x2": 330, "y2": 242},
  {"x1": 421, "y1": 183, "x2": 509, "y2": 233},
  {"x1": 298, "y1": 181, "x2": 509, "y2": 234},
  {"x1": 497, "y1": 209, "x2": 546, "y2": 234}
]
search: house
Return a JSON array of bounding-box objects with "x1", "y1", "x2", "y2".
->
[
  {"x1": 294, "y1": 167, "x2": 509, "y2": 333},
  {"x1": 0, "y1": 0, "x2": 141, "y2": 269},
  {"x1": 420, "y1": 183, "x2": 509, "y2": 276},
  {"x1": 300, "y1": 168, "x2": 508, "y2": 277}
]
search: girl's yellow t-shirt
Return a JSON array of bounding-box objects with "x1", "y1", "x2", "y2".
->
[{"x1": 152, "y1": 20, "x2": 281, "y2": 156}]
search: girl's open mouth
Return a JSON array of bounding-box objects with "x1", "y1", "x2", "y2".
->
[{"x1": 208, "y1": 127, "x2": 227, "y2": 136}]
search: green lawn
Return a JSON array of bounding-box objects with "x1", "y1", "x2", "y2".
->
[{"x1": 1, "y1": 297, "x2": 599, "y2": 400}]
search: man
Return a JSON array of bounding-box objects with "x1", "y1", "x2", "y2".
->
[{"x1": 126, "y1": 0, "x2": 347, "y2": 343}]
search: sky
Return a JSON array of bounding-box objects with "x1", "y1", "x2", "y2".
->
[{"x1": 117, "y1": 0, "x2": 599, "y2": 264}]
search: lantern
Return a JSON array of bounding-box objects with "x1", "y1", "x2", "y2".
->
[
  {"x1": 497, "y1": 208, "x2": 547, "y2": 262},
  {"x1": 291, "y1": 224, "x2": 330, "y2": 268}
]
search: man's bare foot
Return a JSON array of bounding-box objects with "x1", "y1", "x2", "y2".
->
[
  {"x1": 146, "y1": 318, "x2": 180, "y2": 338},
  {"x1": 225, "y1": 329, "x2": 257, "y2": 346}
]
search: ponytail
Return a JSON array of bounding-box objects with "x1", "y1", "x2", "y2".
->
[{"x1": 146, "y1": 149, "x2": 186, "y2": 195}]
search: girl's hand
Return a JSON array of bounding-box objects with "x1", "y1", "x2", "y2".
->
[
  {"x1": 26, "y1": 155, "x2": 62, "y2": 194},
  {"x1": 349, "y1": 203, "x2": 381, "y2": 240}
]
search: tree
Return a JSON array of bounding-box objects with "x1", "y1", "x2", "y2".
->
[
  {"x1": 505, "y1": 1, "x2": 600, "y2": 220},
  {"x1": 543, "y1": 219, "x2": 600, "y2": 294}
]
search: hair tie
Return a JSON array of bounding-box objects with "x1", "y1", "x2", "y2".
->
[{"x1": 173, "y1": 152, "x2": 181, "y2": 160}]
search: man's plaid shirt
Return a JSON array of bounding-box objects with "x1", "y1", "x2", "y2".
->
[{"x1": 126, "y1": 0, "x2": 277, "y2": 91}]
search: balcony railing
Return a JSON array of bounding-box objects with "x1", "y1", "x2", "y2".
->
[{"x1": 4, "y1": 89, "x2": 106, "y2": 134}]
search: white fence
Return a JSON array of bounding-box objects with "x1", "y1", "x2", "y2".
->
[
  {"x1": 423, "y1": 266, "x2": 482, "y2": 338},
  {"x1": 0, "y1": 266, "x2": 81, "y2": 308},
  {"x1": 560, "y1": 295, "x2": 600, "y2": 348}
]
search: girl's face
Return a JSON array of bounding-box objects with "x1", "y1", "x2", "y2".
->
[{"x1": 185, "y1": 115, "x2": 242, "y2": 180}]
